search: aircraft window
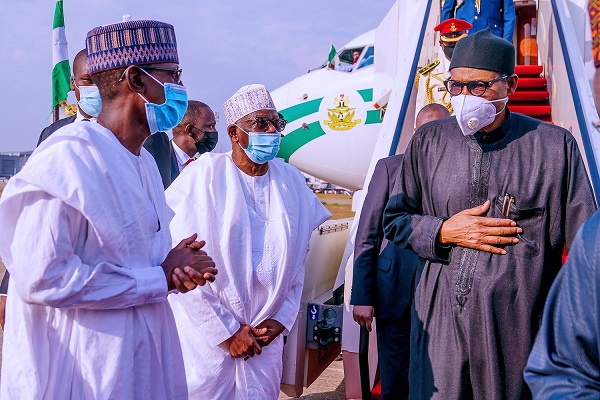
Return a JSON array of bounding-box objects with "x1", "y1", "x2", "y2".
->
[
  {"x1": 358, "y1": 46, "x2": 374, "y2": 69},
  {"x1": 334, "y1": 47, "x2": 365, "y2": 72}
]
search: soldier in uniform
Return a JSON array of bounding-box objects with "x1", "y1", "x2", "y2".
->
[
  {"x1": 441, "y1": 0, "x2": 515, "y2": 41},
  {"x1": 415, "y1": 18, "x2": 472, "y2": 115}
]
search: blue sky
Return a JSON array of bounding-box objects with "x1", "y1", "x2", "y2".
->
[{"x1": 0, "y1": 1, "x2": 395, "y2": 152}]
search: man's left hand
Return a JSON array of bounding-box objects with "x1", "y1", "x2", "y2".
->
[{"x1": 254, "y1": 319, "x2": 285, "y2": 347}]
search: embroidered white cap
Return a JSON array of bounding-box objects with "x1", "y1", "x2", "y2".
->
[{"x1": 223, "y1": 84, "x2": 276, "y2": 126}]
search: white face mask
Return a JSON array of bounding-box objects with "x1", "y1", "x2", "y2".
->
[{"x1": 451, "y1": 95, "x2": 508, "y2": 136}]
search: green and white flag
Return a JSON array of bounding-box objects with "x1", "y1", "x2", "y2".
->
[
  {"x1": 52, "y1": 0, "x2": 70, "y2": 108},
  {"x1": 328, "y1": 43, "x2": 339, "y2": 66}
]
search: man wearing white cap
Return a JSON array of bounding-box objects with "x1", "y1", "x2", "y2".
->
[{"x1": 166, "y1": 84, "x2": 331, "y2": 399}]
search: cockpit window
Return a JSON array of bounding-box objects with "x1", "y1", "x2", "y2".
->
[
  {"x1": 334, "y1": 47, "x2": 365, "y2": 72},
  {"x1": 358, "y1": 46, "x2": 374, "y2": 69}
]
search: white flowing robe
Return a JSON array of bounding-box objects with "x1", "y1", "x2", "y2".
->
[
  {"x1": 0, "y1": 122, "x2": 187, "y2": 399},
  {"x1": 166, "y1": 153, "x2": 330, "y2": 400}
]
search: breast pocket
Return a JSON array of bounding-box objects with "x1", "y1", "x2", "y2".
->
[
  {"x1": 495, "y1": 196, "x2": 545, "y2": 259},
  {"x1": 376, "y1": 255, "x2": 392, "y2": 272}
]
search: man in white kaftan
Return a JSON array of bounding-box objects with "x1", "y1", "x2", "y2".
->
[
  {"x1": 166, "y1": 84, "x2": 331, "y2": 399},
  {"x1": 0, "y1": 20, "x2": 217, "y2": 399}
]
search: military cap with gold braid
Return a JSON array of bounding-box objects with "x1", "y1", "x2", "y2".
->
[
  {"x1": 86, "y1": 20, "x2": 178, "y2": 75},
  {"x1": 434, "y1": 18, "x2": 473, "y2": 43}
]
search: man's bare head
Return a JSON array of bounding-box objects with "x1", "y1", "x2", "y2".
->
[
  {"x1": 72, "y1": 50, "x2": 89, "y2": 80},
  {"x1": 415, "y1": 103, "x2": 451, "y2": 129},
  {"x1": 172, "y1": 101, "x2": 216, "y2": 158},
  {"x1": 70, "y1": 49, "x2": 93, "y2": 101}
]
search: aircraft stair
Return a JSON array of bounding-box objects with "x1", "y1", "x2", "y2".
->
[{"x1": 509, "y1": 65, "x2": 552, "y2": 123}]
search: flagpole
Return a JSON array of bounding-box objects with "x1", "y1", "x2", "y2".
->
[{"x1": 52, "y1": 0, "x2": 70, "y2": 123}]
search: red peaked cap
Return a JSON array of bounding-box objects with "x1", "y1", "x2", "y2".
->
[{"x1": 434, "y1": 18, "x2": 473, "y2": 42}]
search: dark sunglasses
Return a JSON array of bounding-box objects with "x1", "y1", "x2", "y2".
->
[
  {"x1": 242, "y1": 116, "x2": 287, "y2": 132},
  {"x1": 443, "y1": 75, "x2": 509, "y2": 97}
]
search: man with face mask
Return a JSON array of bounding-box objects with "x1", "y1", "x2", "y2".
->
[
  {"x1": 415, "y1": 18, "x2": 471, "y2": 115},
  {"x1": 0, "y1": 47, "x2": 103, "y2": 327},
  {"x1": 143, "y1": 100, "x2": 218, "y2": 189},
  {"x1": 0, "y1": 20, "x2": 219, "y2": 399},
  {"x1": 165, "y1": 84, "x2": 331, "y2": 399},
  {"x1": 37, "y1": 49, "x2": 101, "y2": 145},
  {"x1": 383, "y1": 29, "x2": 596, "y2": 400}
]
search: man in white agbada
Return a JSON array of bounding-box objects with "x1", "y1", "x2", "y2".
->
[
  {"x1": 166, "y1": 84, "x2": 331, "y2": 399},
  {"x1": 0, "y1": 20, "x2": 218, "y2": 399}
]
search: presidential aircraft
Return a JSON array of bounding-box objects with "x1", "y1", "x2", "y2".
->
[{"x1": 275, "y1": 0, "x2": 600, "y2": 398}]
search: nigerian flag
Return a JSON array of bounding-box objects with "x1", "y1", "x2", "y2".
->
[
  {"x1": 52, "y1": 0, "x2": 70, "y2": 108},
  {"x1": 328, "y1": 43, "x2": 338, "y2": 65}
]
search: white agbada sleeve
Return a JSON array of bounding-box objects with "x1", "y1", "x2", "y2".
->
[
  {"x1": 270, "y1": 185, "x2": 329, "y2": 332},
  {"x1": 166, "y1": 187, "x2": 241, "y2": 346},
  {"x1": 1, "y1": 189, "x2": 167, "y2": 309},
  {"x1": 271, "y1": 259, "x2": 305, "y2": 333}
]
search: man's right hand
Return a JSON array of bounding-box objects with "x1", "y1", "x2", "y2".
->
[
  {"x1": 353, "y1": 305, "x2": 374, "y2": 332},
  {"x1": 162, "y1": 234, "x2": 218, "y2": 292},
  {"x1": 438, "y1": 200, "x2": 522, "y2": 255},
  {"x1": 223, "y1": 324, "x2": 268, "y2": 359}
]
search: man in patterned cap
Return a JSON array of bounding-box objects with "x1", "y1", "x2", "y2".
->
[
  {"x1": 416, "y1": 18, "x2": 472, "y2": 115},
  {"x1": 165, "y1": 84, "x2": 331, "y2": 399},
  {"x1": 0, "y1": 20, "x2": 218, "y2": 399}
]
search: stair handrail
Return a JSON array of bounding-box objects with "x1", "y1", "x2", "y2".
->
[{"x1": 551, "y1": 0, "x2": 600, "y2": 200}]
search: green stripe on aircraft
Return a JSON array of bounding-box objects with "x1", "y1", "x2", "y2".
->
[
  {"x1": 357, "y1": 88, "x2": 373, "y2": 102},
  {"x1": 277, "y1": 121, "x2": 326, "y2": 162},
  {"x1": 276, "y1": 89, "x2": 381, "y2": 162},
  {"x1": 279, "y1": 98, "x2": 323, "y2": 123},
  {"x1": 365, "y1": 109, "x2": 382, "y2": 124}
]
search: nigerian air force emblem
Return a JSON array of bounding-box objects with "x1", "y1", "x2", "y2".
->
[{"x1": 324, "y1": 94, "x2": 361, "y2": 131}]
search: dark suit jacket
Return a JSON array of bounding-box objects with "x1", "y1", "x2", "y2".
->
[
  {"x1": 1, "y1": 115, "x2": 79, "y2": 295},
  {"x1": 143, "y1": 131, "x2": 179, "y2": 190},
  {"x1": 350, "y1": 155, "x2": 420, "y2": 321},
  {"x1": 36, "y1": 115, "x2": 77, "y2": 146}
]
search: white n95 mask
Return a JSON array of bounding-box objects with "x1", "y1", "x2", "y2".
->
[{"x1": 451, "y1": 95, "x2": 508, "y2": 136}]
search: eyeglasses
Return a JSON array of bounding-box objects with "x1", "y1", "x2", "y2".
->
[
  {"x1": 443, "y1": 75, "x2": 509, "y2": 96},
  {"x1": 139, "y1": 66, "x2": 183, "y2": 83},
  {"x1": 118, "y1": 66, "x2": 183, "y2": 83},
  {"x1": 241, "y1": 116, "x2": 287, "y2": 132}
]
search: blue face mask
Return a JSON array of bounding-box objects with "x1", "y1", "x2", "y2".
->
[
  {"x1": 137, "y1": 68, "x2": 188, "y2": 134},
  {"x1": 74, "y1": 83, "x2": 102, "y2": 117},
  {"x1": 235, "y1": 125, "x2": 281, "y2": 164}
]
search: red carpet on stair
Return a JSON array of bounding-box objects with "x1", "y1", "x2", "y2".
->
[
  {"x1": 509, "y1": 65, "x2": 553, "y2": 123},
  {"x1": 516, "y1": 77, "x2": 547, "y2": 89},
  {"x1": 508, "y1": 91, "x2": 549, "y2": 102},
  {"x1": 509, "y1": 105, "x2": 551, "y2": 117},
  {"x1": 515, "y1": 65, "x2": 543, "y2": 76}
]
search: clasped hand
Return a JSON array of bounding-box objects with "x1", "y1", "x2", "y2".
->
[
  {"x1": 224, "y1": 319, "x2": 285, "y2": 359},
  {"x1": 438, "y1": 200, "x2": 522, "y2": 255},
  {"x1": 161, "y1": 233, "x2": 218, "y2": 292}
]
